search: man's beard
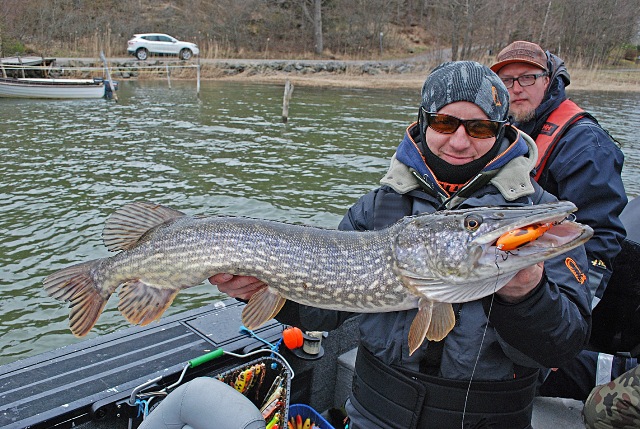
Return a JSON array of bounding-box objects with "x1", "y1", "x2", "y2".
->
[{"x1": 510, "y1": 107, "x2": 536, "y2": 123}]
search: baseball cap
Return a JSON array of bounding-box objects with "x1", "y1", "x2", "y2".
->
[
  {"x1": 490, "y1": 41, "x2": 548, "y2": 73},
  {"x1": 421, "y1": 61, "x2": 510, "y2": 122}
]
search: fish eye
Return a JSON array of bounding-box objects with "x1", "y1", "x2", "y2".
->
[{"x1": 464, "y1": 215, "x2": 483, "y2": 231}]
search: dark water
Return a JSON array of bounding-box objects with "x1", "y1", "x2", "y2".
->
[
  {"x1": 0, "y1": 81, "x2": 638, "y2": 365},
  {"x1": 567, "y1": 90, "x2": 640, "y2": 196}
]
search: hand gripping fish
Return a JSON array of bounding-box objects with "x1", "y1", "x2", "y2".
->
[{"x1": 43, "y1": 201, "x2": 592, "y2": 354}]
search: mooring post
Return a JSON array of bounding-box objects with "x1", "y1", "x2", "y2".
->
[
  {"x1": 282, "y1": 80, "x2": 294, "y2": 123},
  {"x1": 196, "y1": 64, "x2": 201, "y2": 98},
  {"x1": 166, "y1": 63, "x2": 171, "y2": 89},
  {"x1": 99, "y1": 51, "x2": 118, "y2": 102}
]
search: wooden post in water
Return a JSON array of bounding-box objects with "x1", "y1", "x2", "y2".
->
[
  {"x1": 196, "y1": 63, "x2": 201, "y2": 98},
  {"x1": 166, "y1": 63, "x2": 171, "y2": 89},
  {"x1": 282, "y1": 80, "x2": 294, "y2": 123},
  {"x1": 100, "y1": 51, "x2": 118, "y2": 102}
]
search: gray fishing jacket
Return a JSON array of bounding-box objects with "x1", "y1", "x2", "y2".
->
[{"x1": 276, "y1": 123, "x2": 591, "y2": 381}]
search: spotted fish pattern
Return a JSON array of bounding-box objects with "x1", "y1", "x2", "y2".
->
[{"x1": 43, "y1": 201, "x2": 591, "y2": 354}]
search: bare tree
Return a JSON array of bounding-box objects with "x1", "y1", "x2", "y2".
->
[
  {"x1": 301, "y1": 0, "x2": 323, "y2": 54},
  {"x1": 537, "y1": 0, "x2": 552, "y2": 44},
  {"x1": 1, "y1": 0, "x2": 638, "y2": 64},
  {"x1": 446, "y1": 1, "x2": 463, "y2": 60}
]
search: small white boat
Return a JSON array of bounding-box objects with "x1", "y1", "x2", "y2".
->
[{"x1": 0, "y1": 77, "x2": 110, "y2": 99}]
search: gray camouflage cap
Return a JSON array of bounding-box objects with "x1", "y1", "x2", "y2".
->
[{"x1": 421, "y1": 61, "x2": 510, "y2": 122}]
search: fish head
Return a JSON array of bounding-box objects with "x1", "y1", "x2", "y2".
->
[{"x1": 393, "y1": 201, "x2": 593, "y2": 301}]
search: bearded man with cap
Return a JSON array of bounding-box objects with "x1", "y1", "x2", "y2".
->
[
  {"x1": 491, "y1": 41, "x2": 626, "y2": 309},
  {"x1": 211, "y1": 61, "x2": 591, "y2": 429},
  {"x1": 491, "y1": 41, "x2": 630, "y2": 403}
]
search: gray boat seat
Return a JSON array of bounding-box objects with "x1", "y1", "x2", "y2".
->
[{"x1": 138, "y1": 377, "x2": 266, "y2": 429}]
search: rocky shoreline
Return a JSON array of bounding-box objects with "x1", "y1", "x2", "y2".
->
[
  {"x1": 59, "y1": 57, "x2": 429, "y2": 77},
  {"x1": 53, "y1": 57, "x2": 640, "y2": 91},
  {"x1": 210, "y1": 59, "x2": 426, "y2": 77}
]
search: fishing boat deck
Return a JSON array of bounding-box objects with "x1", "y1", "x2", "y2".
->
[
  {"x1": 0, "y1": 298, "x2": 589, "y2": 429},
  {"x1": 0, "y1": 300, "x2": 303, "y2": 429}
]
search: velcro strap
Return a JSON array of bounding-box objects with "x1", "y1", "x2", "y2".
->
[
  {"x1": 406, "y1": 366, "x2": 538, "y2": 414},
  {"x1": 415, "y1": 369, "x2": 537, "y2": 428},
  {"x1": 352, "y1": 346, "x2": 424, "y2": 429},
  {"x1": 352, "y1": 346, "x2": 538, "y2": 429}
]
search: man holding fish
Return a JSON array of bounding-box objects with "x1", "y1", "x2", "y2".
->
[{"x1": 213, "y1": 61, "x2": 592, "y2": 428}]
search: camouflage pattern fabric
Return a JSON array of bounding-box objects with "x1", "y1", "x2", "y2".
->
[{"x1": 583, "y1": 364, "x2": 640, "y2": 428}]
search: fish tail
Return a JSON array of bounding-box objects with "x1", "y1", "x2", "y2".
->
[{"x1": 43, "y1": 260, "x2": 109, "y2": 337}]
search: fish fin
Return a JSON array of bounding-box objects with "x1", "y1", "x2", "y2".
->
[
  {"x1": 241, "y1": 287, "x2": 287, "y2": 330},
  {"x1": 103, "y1": 202, "x2": 186, "y2": 251},
  {"x1": 425, "y1": 302, "x2": 455, "y2": 342},
  {"x1": 43, "y1": 260, "x2": 109, "y2": 337},
  {"x1": 408, "y1": 298, "x2": 434, "y2": 356},
  {"x1": 118, "y1": 280, "x2": 179, "y2": 326},
  {"x1": 408, "y1": 301, "x2": 456, "y2": 355}
]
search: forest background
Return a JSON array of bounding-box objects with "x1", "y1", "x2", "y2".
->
[{"x1": 1, "y1": 0, "x2": 639, "y2": 67}]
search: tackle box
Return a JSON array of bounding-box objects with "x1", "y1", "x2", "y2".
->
[{"x1": 215, "y1": 354, "x2": 293, "y2": 426}]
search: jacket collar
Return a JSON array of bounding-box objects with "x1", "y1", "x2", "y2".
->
[{"x1": 380, "y1": 124, "x2": 537, "y2": 206}]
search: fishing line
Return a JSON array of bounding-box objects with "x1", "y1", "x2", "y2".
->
[{"x1": 461, "y1": 247, "x2": 503, "y2": 428}]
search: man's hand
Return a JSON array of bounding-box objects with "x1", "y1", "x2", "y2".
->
[
  {"x1": 496, "y1": 262, "x2": 544, "y2": 303},
  {"x1": 209, "y1": 273, "x2": 266, "y2": 301}
]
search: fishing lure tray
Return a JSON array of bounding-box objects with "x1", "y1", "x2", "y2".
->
[
  {"x1": 215, "y1": 355, "x2": 292, "y2": 425},
  {"x1": 288, "y1": 403, "x2": 335, "y2": 429}
]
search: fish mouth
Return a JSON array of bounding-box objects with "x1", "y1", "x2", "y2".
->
[
  {"x1": 393, "y1": 201, "x2": 593, "y2": 306},
  {"x1": 473, "y1": 201, "x2": 593, "y2": 263}
]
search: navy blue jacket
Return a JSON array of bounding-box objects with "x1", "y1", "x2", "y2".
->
[
  {"x1": 515, "y1": 54, "x2": 627, "y2": 303},
  {"x1": 276, "y1": 124, "x2": 591, "y2": 381}
]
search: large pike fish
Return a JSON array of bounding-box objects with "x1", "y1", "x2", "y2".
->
[{"x1": 44, "y1": 201, "x2": 592, "y2": 354}]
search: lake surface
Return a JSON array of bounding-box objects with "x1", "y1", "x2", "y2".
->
[{"x1": 1, "y1": 80, "x2": 638, "y2": 365}]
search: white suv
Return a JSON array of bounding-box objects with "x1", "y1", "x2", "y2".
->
[{"x1": 127, "y1": 33, "x2": 199, "y2": 61}]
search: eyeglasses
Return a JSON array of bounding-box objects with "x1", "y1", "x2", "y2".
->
[
  {"x1": 421, "y1": 109, "x2": 505, "y2": 139},
  {"x1": 500, "y1": 72, "x2": 548, "y2": 89}
]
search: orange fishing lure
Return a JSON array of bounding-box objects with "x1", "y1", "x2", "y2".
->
[{"x1": 496, "y1": 223, "x2": 554, "y2": 251}]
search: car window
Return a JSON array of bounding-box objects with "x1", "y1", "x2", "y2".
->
[{"x1": 158, "y1": 36, "x2": 172, "y2": 42}]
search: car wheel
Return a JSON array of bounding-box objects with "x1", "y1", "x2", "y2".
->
[
  {"x1": 179, "y1": 49, "x2": 193, "y2": 61},
  {"x1": 135, "y1": 48, "x2": 149, "y2": 61}
]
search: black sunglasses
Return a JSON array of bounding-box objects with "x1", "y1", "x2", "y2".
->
[
  {"x1": 420, "y1": 108, "x2": 505, "y2": 139},
  {"x1": 500, "y1": 72, "x2": 548, "y2": 89}
]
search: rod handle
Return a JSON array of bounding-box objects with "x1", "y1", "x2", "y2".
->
[{"x1": 189, "y1": 349, "x2": 225, "y2": 368}]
